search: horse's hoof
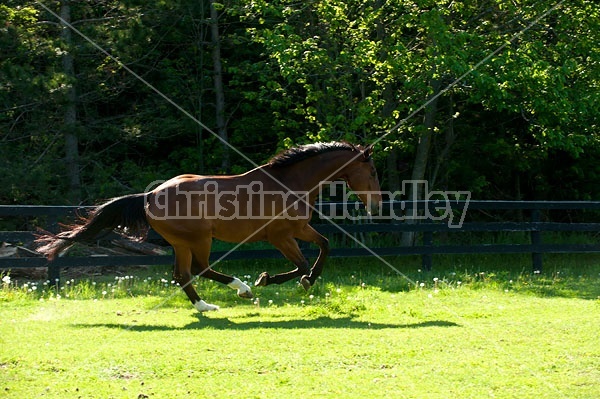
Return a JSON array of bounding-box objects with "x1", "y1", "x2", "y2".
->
[
  {"x1": 194, "y1": 300, "x2": 220, "y2": 312},
  {"x1": 255, "y1": 272, "x2": 269, "y2": 287},
  {"x1": 238, "y1": 290, "x2": 254, "y2": 299},
  {"x1": 300, "y1": 275, "x2": 312, "y2": 291}
]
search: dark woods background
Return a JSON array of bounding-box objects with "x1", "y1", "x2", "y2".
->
[{"x1": 1, "y1": 0, "x2": 599, "y2": 206}]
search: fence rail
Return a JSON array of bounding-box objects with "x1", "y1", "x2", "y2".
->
[{"x1": 1, "y1": 201, "x2": 599, "y2": 282}]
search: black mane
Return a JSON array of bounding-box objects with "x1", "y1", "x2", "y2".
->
[{"x1": 268, "y1": 141, "x2": 359, "y2": 168}]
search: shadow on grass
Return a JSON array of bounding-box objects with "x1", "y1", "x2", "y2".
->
[{"x1": 73, "y1": 317, "x2": 459, "y2": 331}]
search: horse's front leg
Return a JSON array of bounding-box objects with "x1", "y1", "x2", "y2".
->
[
  {"x1": 255, "y1": 236, "x2": 310, "y2": 287},
  {"x1": 296, "y1": 225, "x2": 330, "y2": 289}
]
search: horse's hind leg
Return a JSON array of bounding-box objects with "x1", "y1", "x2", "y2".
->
[
  {"x1": 173, "y1": 246, "x2": 219, "y2": 312},
  {"x1": 190, "y1": 239, "x2": 253, "y2": 299},
  {"x1": 191, "y1": 256, "x2": 253, "y2": 299}
]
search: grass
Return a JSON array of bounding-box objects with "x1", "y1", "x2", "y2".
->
[{"x1": 1, "y1": 254, "x2": 599, "y2": 398}]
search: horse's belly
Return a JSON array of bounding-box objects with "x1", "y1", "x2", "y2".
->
[{"x1": 211, "y1": 220, "x2": 268, "y2": 243}]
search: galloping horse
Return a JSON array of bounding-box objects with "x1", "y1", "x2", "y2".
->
[{"x1": 37, "y1": 142, "x2": 382, "y2": 312}]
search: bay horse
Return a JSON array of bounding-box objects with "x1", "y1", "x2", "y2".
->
[{"x1": 36, "y1": 141, "x2": 382, "y2": 312}]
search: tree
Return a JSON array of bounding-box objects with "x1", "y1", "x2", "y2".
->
[
  {"x1": 59, "y1": 0, "x2": 81, "y2": 203},
  {"x1": 1, "y1": 0, "x2": 598, "y2": 207},
  {"x1": 209, "y1": 0, "x2": 229, "y2": 172}
]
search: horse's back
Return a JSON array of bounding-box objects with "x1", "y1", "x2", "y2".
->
[{"x1": 145, "y1": 172, "x2": 311, "y2": 245}]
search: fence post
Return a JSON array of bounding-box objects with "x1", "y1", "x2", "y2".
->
[
  {"x1": 531, "y1": 209, "x2": 543, "y2": 273},
  {"x1": 47, "y1": 263, "x2": 61, "y2": 286},
  {"x1": 422, "y1": 224, "x2": 433, "y2": 271}
]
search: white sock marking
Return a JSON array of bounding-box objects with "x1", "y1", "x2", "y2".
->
[
  {"x1": 194, "y1": 300, "x2": 219, "y2": 312},
  {"x1": 228, "y1": 277, "x2": 253, "y2": 298}
]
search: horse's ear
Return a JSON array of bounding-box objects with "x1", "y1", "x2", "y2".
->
[{"x1": 362, "y1": 144, "x2": 373, "y2": 161}]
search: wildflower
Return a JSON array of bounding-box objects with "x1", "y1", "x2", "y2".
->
[
  {"x1": 268, "y1": 299, "x2": 273, "y2": 305},
  {"x1": 2, "y1": 275, "x2": 10, "y2": 285},
  {"x1": 419, "y1": 282, "x2": 425, "y2": 288}
]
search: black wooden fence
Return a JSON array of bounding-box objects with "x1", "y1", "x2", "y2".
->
[{"x1": 1, "y1": 201, "x2": 599, "y2": 282}]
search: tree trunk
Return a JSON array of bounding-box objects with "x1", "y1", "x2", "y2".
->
[
  {"x1": 401, "y1": 78, "x2": 441, "y2": 246},
  {"x1": 209, "y1": 0, "x2": 229, "y2": 172},
  {"x1": 60, "y1": 0, "x2": 81, "y2": 203},
  {"x1": 375, "y1": 0, "x2": 402, "y2": 194}
]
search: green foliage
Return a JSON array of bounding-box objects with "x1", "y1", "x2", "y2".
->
[{"x1": 0, "y1": 1, "x2": 599, "y2": 204}]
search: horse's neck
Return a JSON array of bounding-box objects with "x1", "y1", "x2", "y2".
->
[{"x1": 275, "y1": 153, "x2": 352, "y2": 193}]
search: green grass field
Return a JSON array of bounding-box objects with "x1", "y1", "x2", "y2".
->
[{"x1": 1, "y1": 254, "x2": 599, "y2": 398}]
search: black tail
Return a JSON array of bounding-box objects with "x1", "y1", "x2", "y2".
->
[{"x1": 36, "y1": 193, "x2": 149, "y2": 260}]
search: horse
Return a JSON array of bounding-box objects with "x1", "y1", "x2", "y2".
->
[{"x1": 36, "y1": 141, "x2": 382, "y2": 312}]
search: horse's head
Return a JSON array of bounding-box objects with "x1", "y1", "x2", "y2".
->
[{"x1": 342, "y1": 144, "x2": 382, "y2": 215}]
